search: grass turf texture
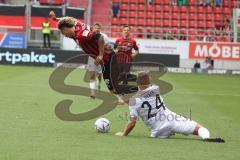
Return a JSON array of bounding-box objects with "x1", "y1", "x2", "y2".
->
[{"x1": 0, "y1": 65, "x2": 240, "y2": 160}]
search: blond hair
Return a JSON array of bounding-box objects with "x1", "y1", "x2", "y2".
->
[{"x1": 57, "y1": 17, "x2": 76, "y2": 30}]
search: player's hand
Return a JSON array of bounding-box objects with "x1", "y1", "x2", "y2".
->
[
  {"x1": 116, "y1": 99, "x2": 127, "y2": 106},
  {"x1": 131, "y1": 53, "x2": 137, "y2": 59},
  {"x1": 115, "y1": 132, "x2": 125, "y2": 137},
  {"x1": 49, "y1": 11, "x2": 56, "y2": 19},
  {"x1": 94, "y1": 55, "x2": 103, "y2": 65}
]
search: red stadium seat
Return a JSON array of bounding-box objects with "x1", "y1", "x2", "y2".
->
[
  {"x1": 129, "y1": 11, "x2": 136, "y2": 18},
  {"x1": 121, "y1": 0, "x2": 128, "y2": 3},
  {"x1": 155, "y1": 12, "x2": 162, "y2": 19},
  {"x1": 172, "y1": 13, "x2": 178, "y2": 20},
  {"x1": 130, "y1": 26, "x2": 137, "y2": 33},
  {"x1": 172, "y1": 6, "x2": 178, "y2": 13},
  {"x1": 154, "y1": 27, "x2": 161, "y2": 34},
  {"x1": 120, "y1": 4, "x2": 128, "y2": 10},
  {"x1": 223, "y1": 7, "x2": 230, "y2": 15},
  {"x1": 129, "y1": 18, "x2": 136, "y2": 25},
  {"x1": 214, "y1": 14, "x2": 222, "y2": 21},
  {"x1": 138, "y1": 0, "x2": 145, "y2": 4},
  {"x1": 172, "y1": 20, "x2": 178, "y2": 27},
  {"x1": 189, "y1": 13, "x2": 196, "y2": 20},
  {"x1": 206, "y1": 21, "x2": 213, "y2": 28},
  {"x1": 198, "y1": 14, "x2": 204, "y2": 20},
  {"x1": 120, "y1": 18, "x2": 128, "y2": 25},
  {"x1": 155, "y1": 5, "x2": 161, "y2": 12},
  {"x1": 146, "y1": 12, "x2": 153, "y2": 19},
  {"x1": 180, "y1": 13, "x2": 187, "y2": 20},
  {"x1": 138, "y1": 12, "x2": 145, "y2": 18},
  {"x1": 189, "y1": 21, "x2": 196, "y2": 28},
  {"x1": 188, "y1": 29, "x2": 196, "y2": 35},
  {"x1": 180, "y1": 20, "x2": 187, "y2": 27},
  {"x1": 206, "y1": 6, "x2": 213, "y2": 13},
  {"x1": 155, "y1": 0, "x2": 162, "y2": 5},
  {"x1": 137, "y1": 19, "x2": 144, "y2": 26},
  {"x1": 188, "y1": 0, "x2": 195, "y2": 5},
  {"x1": 138, "y1": 4, "x2": 145, "y2": 11},
  {"x1": 180, "y1": 6, "x2": 187, "y2": 13},
  {"x1": 163, "y1": 0, "x2": 170, "y2": 5},
  {"x1": 197, "y1": 21, "x2": 205, "y2": 28},
  {"x1": 231, "y1": 0, "x2": 239, "y2": 8},
  {"x1": 163, "y1": 20, "x2": 170, "y2": 27},
  {"x1": 223, "y1": 0, "x2": 230, "y2": 7},
  {"x1": 120, "y1": 11, "x2": 127, "y2": 18},
  {"x1": 112, "y1": 18, "x2": 119, "y2": 25},
  {"x1": 197, "y1": 7, "x2": 204, "y2": 13},
  {"x1": 189, "y1": 6, "x2": 195, "y2": 13},
  {"x1": 111, "y1": 25, "x2": 120, "y2": 32},
  {"x1": 146, "y1": 19, "x2": 153, "y2": 26},
  {"x1": 163, "y1": 5, "x2": 170, "y2": 12},
  {"x1": 129, "y1": 0, "x2": 136, "y2": 3},
  {"x1": 214, "y1": 7, "x2": 221, "y2": 14},
  {"x1": 163, "y1": 12, "x2": 169, "y2": 19},
  {"x1": 206, "y1": 14, "x2": 213, "y2": 21},
  {"x1": 154, "y1": 19, "x2": 161, "y2": 27},
  {"x1": 146, "y1": 5, "x2": 153, "y2": 11},
  {"x1": 130, "y1": 4, "x2": 136, "y2": 11}
]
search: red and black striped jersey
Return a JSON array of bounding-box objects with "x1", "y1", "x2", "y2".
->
[{"x1": 115, "y1": 36, "x2": 139, "y2": 64}]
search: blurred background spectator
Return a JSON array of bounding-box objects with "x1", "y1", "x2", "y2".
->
[{"x1": 112, "y1": 2, "x2": 120, "y2": 18}]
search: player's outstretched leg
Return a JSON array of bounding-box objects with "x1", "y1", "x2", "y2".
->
[{"x1": 193, "y1": 124, "x2": 225, "y2": 143}]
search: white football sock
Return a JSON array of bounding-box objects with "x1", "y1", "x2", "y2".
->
[
  {"x1": 198, "y1": 127, "x2": 210, "y2": 139},
  {"x1": 89, "y1": 80, "x2": 97, "y2": 95}
]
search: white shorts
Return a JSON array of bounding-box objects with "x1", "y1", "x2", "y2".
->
[
  {"x1": 150, "y1": 109, "x2": 197, "y2": 138},
  {"x1": 87, "y1": 56, "x2": 102, "y2": 73}
]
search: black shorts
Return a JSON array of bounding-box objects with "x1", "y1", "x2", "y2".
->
[{"x1": 102, "y1": 55, "x2": 137, "y2": 94}]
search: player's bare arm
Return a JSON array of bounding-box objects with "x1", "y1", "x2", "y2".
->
[
  {"x1": 115, "y1": 117, "x2": 137, "y2": 137},
  {"x1": 132, "y1": 49, "x2": 139, "y2": 59},
  {"x1": 49, "y1": 11, "x2": 60, "y2": 22},
  {"x1": 116, "y1": 98, "x2": 130, "y2": 106}
]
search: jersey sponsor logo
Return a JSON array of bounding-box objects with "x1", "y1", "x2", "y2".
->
[{"x1": 82, "y1": 30, "x2": 90, "y2": 37}]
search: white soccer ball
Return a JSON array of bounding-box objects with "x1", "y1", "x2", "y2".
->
[{"x1": 94, "y1": 118, "x2": 110, "y2": 133}]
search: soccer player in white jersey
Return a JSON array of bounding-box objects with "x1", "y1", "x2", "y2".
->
[
  {"x1": 115, "y1": 71, "x2": 225, "y2": 143},
  {"x1": 87, "y1": 23, "x2": 108, "y2": 99}
]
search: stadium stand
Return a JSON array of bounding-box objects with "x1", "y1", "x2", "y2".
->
[
  {"x1": 39, "y1": 0, "x2": 65, "y2": 5},
  {"x1": 111, "y1": 0, "x2": 239, "y2": 42},
  {"x1": 0, "y1": 0, "x2": 239, "y2": 42}
]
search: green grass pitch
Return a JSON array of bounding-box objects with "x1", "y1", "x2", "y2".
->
[{"x1": 0, "y1": 65, "x2": 240, "y2": 160}]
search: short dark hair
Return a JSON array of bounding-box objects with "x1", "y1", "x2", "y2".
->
[
  {"x1": 94, "y1": 23, "x2": 101, "y2": 27},
  {"x1": 123, "y1": 25, "x2": 130, "y2": 29}
]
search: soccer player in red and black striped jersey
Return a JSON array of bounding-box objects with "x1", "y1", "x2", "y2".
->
[
  {"x1": 114, "y1": 25, "x2": 139, "y2": 85},
  {"x1": 115, "y1": 25, "x2": 139, "y2": 64},
  {"x1": 49, "y1": 11, "x2": 105, "y2": 65},
  {"x1": 49, "y1": 11, "x2": 137, "y2": 103}
]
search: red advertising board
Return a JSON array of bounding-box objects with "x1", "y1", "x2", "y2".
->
[{"x1": 189, "y1": 42, "x2": 240, "y2": 61}]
